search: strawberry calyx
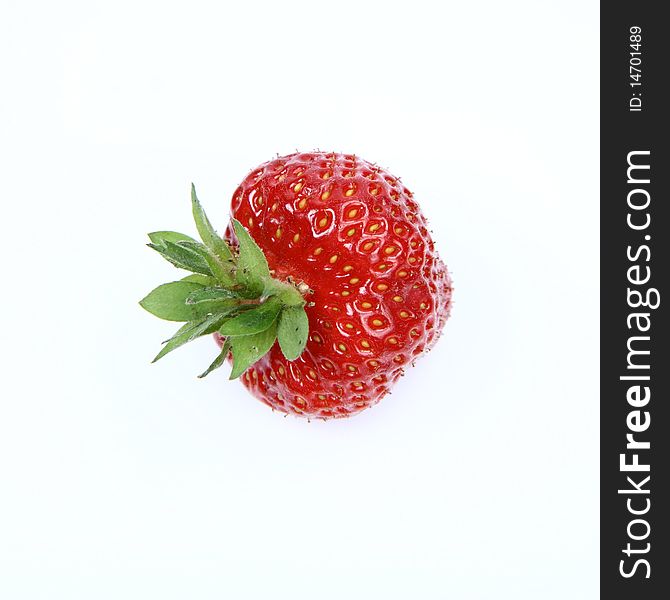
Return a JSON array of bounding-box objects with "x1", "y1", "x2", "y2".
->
[{"x1": 140, "y1": 184, "x2": 309, "y2": 379}]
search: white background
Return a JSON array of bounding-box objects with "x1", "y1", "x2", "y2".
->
[{"x1": 0, "y1": 1, "x2": 599, "y2": 598}]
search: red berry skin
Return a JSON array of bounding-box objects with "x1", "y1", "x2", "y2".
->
[{"x1": 219, "y1": 152, "x2": 452, "y2": 419}]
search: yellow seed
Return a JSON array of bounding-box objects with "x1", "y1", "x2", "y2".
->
[
  {"x1": 248, "y1": 217, "x2": 253, "y2": 227},
  {"x1": 298, "y1": 198, "x2": 307, "y2": 209},
  {"x1": 384, "y1": 246, "x2": 396, "y2": 255},
  {"x1": 372, "y1": 318, "x2": 384, "y2": 327},
  {"x1": 410, "y1": 241, "x2": 417, "y2": 248},
  {"x1": 368, "y1": 223, "x2": 380, "y2": 232},
  {"x1": 370, "y1": 187, "x2": 379, "y2": 196},
  {"x1": 369, "y1": 360, "x2": 379, "y2": 367},
  {"x1": 345, "y1": 323, "x2": 354, "y2": 330},
  {"x1": 349, "y1": 277, "x2": 360, "y2": 284},
  {"x1": 392, "y1": 295, "x2": 403, "y2": 302},
  {"x1": 345, "y1": 188, "x2": 355, "y2": 197},
  {"x1": 360, "y1": 302, "x2": 372, "y2": 309},
  {"x1": 408, "y1": 257, "x2": 417, "y2": 263},
  {"x1": 337, "y1": 343, "x2": 347, "y2": 351},
  {"x1": 397, "y1": 270, "x2": 408, "y2": 278},
  {"x1": 318, "y1": 394, "x2": 326, "y2": 400},
  {"x1": 293, "y1": 233, "x2": 300, "y2": 243},
  {"x1": 318, "y1": 217, "x2": 328, "y2": 228},
  {"x1": 420, "y1": 302, "x2": 427, "y2": 309},
  {"x1": 360, "y1": 340, "x2": 370, "y2": 348},
  {"x1": 341, "y1": 290, "x2": 350, "y2": 297},
  {"x1": 322, "y1": 171, "x2": 332, "y2": 179},
  {"x1": 394, "y1": 227, "x2": 403, "y2": 235},
  {"x1": 376, "y1": 283, "x2": 388, "y2": 291},
  {"x1": 348, "y1": 365, "x2": 356, "y2": 372},
  {"x1": 295, "y1": 396, "x2": 306, "y2": 406},
  {"x1": 321, "y1": 190, "x2": 331, "y2": 200},
  {"x1": 363, "y1": 242, "x2": 374, "y2": 251},
  {"x1": 293, "y1": 182, "x2": 303, "y2": 192},
  {"x1": 347, "y1": 228, "x2": 356, "y2": 237},
  {"x1": 278, "y1": 366, "x2": 285, "y2": 375},
  {"x1": 347, "y1": 208, "x2": 358, "y2": 218},
  {"x1": 377, "y1": 264, "x2": 387, "y2": 270},
  {"x1": 323, "y1": 360, "x2": 333, "y2": 369},
  {"x1": 388, "y1": 337, "x2": 398, "y2": 345},
  {"x1": 312, "y1": 333, "x2": 322, "y2": 343},
  {"x1": 272, "y1": 202, "x2": 279, "y2": 211},
  {"x1": 394, "y1": 355, "x2": 403, "y2": 363},
  {"x1": 400, "y1": 310, "x2": 409, "y2": 318},
  {"x1": 329, "y1": 254, "x2": 338, "y2": 264},
  {"x1": 410, "y1": 329, "x2": 419, "y2": 337},
  {"x1": 276, "y1": 228, "x2": 282, "y2": 238},
  {"x1": 308, "y1": 369, "x2": 317, "y2": 379},
  {"x1": 257, "y1": 196, "x2": 264, "y2": 205},
  {"x1": 314, "y1": 247, "x2": 323, "y2": 255},
  {"x1": 343, "y1": 265, "x2": 353, "y2": 272}
]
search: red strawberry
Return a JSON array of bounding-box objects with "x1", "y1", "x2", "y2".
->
[{"x1": 141, "y1": 152, "x2": 452, "y2": 419}]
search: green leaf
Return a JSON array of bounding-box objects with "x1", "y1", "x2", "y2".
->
[
  {"x1": 277, "y1": 305, "x2": 309, "y2": 360},
  {"x1": 191, "y1": 184, "x2": 236, "y2": 284},
  {"x1": 140, "y1": 281, "x2": 244, "y2": 322},
  {"x1": 185, "y1": 287, "x2": 244, "y2": 305},
  {"x1": 152, "y1": 313, "x2": 228, "y2": 363},
  {"x1": 219, "y1": 297, "x2": 281, "y2": 336},
  {"x1": 175, "y1": 239, "x2": 213, "y2": 255},
  {"x1": 148, "y1": 231, "x2": 198, "y2": 246},
  {"x1": 229, "y1": 322, "x2": 278, "y2": 379},
  {"x1": 232, "y1": 218, "x2": 270, "y2": 296},
  {"x1": 181, "y1": 274, "x2": 217, "y2": 286},
  {"x1": 176, "y1": 239, "x2": 233, "y2": 285},
  {"x1": 191, "y1": 184, "x2": 234, "y2": 262},
  {"x1": 152, "y1": 321, "x2": 193, "y2": 362},
  {"x1": 140, "y1": 281, "x2": 206, "y2": 321},
  {"x1": 198, "y1": 337, "x2": 231, "y2": 378},
  {"x1": 148, "y1": 240, "x2": 213, "y2": 276}
]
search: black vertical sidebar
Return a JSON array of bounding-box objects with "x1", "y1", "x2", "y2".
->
[{"x1": 601, "y1": 3, "x2": 668, "y2": 598}]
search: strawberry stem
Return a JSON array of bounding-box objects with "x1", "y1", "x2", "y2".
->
[{"x1": 140, "y1": 185, "x2": 309, "y2": 378}]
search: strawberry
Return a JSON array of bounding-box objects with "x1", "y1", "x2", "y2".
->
[{"x1": 141, "y1": 152, "x2": 452, "y2": 419}]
